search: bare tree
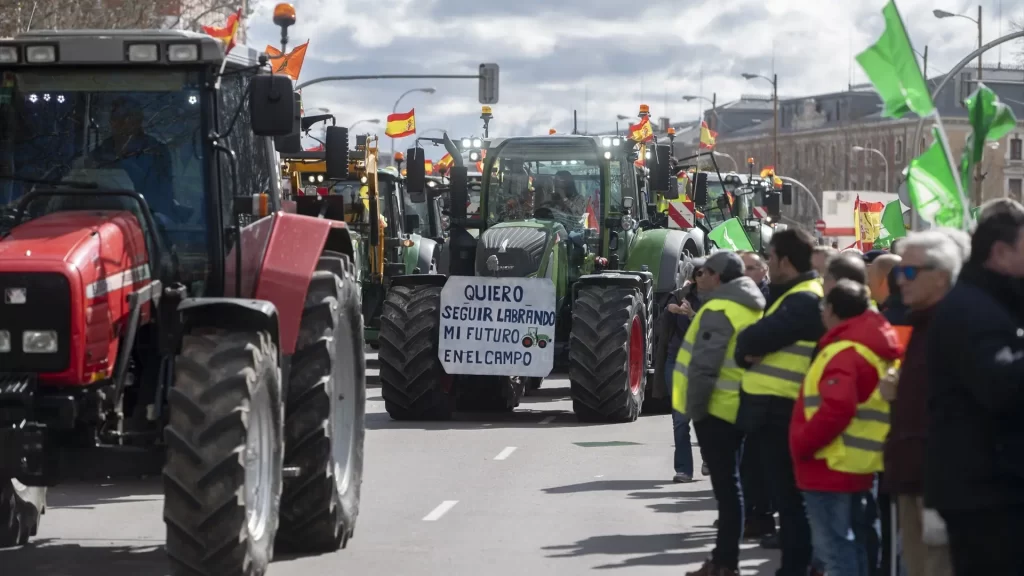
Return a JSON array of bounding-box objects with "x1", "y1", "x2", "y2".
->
[
  {"x1": 0, "y1": 0, "x2": 249, "y2": 38},
  {"x1": 1012, "y1": 11, "x2": 1024, "y2": 65}
]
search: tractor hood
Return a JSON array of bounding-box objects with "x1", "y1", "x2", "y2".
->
[
  {"x1": 475, "y1": 220, "x2": 555, "y2": 277},
  {"x1": 0, "y1": 210, "x2": 148, "y2": 273}
]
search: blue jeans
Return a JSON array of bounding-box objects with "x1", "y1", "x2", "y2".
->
[
  {"x1": 666, "y1": 360, "x2": 693, "y2": 476},
  {"x1": 803, "y1": 490, "x2": 873, "y2": 576}
]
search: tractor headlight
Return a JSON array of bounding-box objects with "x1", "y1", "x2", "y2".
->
[
  {"x1": 23, "y1": 330, "x2": 57, "y2": 354},
  {"x1": 25, "y1": 45, "x2": 56, "y2": 63},
  {"x1": 621, "y1": 215, "x2": 634, "y2": 231},
  {"x1": 461, "y1": 138, "x2": 472, "y2": 148},
  {"x1": 0, "y1": 46, "x2": 19, "y2": 64},
  {"x1": 472, "y1": 138, "x2": 482, "y2": 147},
  {"x1": 603, "y1": 151, "x2": 611, "y2": 160},
  {"x1": 602, "y1": 137, "x2": 611, "y2": 147},
  {"x1": 0, "y1": 330, "x2": 10, "y2": 353}
]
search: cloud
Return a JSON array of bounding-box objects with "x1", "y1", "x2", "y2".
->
[{"x1": 243, "y1": 0, "x2": 1021, "y2": 160}]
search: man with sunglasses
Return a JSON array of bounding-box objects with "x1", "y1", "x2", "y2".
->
[
  {"x1": 879, "y1": 230, "x2": 962, "y2": 576},
  {"x1": 925, "y1": 199, "x2": 1024, "y2": 576}
]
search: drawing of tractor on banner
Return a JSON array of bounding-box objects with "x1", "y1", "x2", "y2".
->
[{"x1": 522, "y1": 327, "x2": 552, "y2": 349}]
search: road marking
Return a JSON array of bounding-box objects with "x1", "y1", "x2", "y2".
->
[
  {"x1": 493, "y1": 446, "x2": 517, "y2": 460},
  {"x1": 423, "y1": 500, "x2": 458, "y2": 521},
  {"x1": 540, "y1": 416, "x2": 555, "y2": 424}
]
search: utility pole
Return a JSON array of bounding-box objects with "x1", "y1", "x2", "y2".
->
[
  {"x1": 977, "y1": 5, "x2": 983, "y2": 81},
  {"x1": 923, "y1": 45, "x2": 928, "y2": 79},
  {"x1": 711, "y1": 92, "x2": 717, "y2": 131},
  {"x1": 773, "y1": 73, "x2": 778, "y2": 169}
]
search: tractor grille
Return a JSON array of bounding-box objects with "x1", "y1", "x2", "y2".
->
[
  {"x1": 476, "y1": 227, "x2": 548, "y2": 277},
  {"x1": 0, "y1": 273, "x2": 71, "y2": 373}
]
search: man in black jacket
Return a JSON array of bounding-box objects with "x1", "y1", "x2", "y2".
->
[
  {"x1": 735, "y1": 228, "x2": 824, "y2": 576},
  {"x1": 926, "y1": 199, "x2": 1024, "y2": 576}
]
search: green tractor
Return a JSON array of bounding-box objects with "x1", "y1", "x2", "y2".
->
[{"x1": 377, "y1": 134, "x2": 706, "y2": 421}]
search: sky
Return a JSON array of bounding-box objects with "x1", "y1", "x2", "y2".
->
[{"x1": 244, "y1": 0, "x2": 1024, "y2": 161}]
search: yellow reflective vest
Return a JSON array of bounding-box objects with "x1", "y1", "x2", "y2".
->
[
  {"x1": 802, "y1": 340, "x2": 892, "y2": 474},
  {"x1": 741, "y1": 278, "x2": 824, "y2": 399},
  {"x1": 673, "y1": 299, "x2": 762, "y2": 423}
]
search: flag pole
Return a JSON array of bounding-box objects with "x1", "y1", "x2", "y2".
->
[{"x1": 930, "y1": 113, "x2": 973, "y2": 230}]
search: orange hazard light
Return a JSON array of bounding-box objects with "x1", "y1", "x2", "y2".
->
[{"x1": 273, "y1": 3, "x2": 296, "y2": 27}]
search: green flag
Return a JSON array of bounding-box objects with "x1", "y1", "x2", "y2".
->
[
  {"x1": 708, "y1": 218, "x2": 754, "y2": 251},
  {"x1": 959, "y1": 85, "x2": 1019, "y2": 202},
  {"x1": 907, "y1": 127, "x2": 964, "y2": 229},
  {"x1": 874, "y1": 200, "x2": 906, "y2": 249},
  {"x1": 856, "y1": 0, "x2": 934, "y2": 118}
]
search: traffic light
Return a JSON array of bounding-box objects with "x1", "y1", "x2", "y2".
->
[{"x1": 781, "y1": 183, "x2": 793, "y2": 205}]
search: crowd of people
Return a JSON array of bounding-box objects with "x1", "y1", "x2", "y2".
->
[{"x1": 664, "y1": 198, "x2": 1024, "y2": 576}]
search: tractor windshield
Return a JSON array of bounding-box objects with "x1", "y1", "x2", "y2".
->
[
  {"x1": 0, "y1": 68, "x2": 208, "y2": 269},
  {"x1": 484, "y1": 139, "x2": 601, "y2": 232}
]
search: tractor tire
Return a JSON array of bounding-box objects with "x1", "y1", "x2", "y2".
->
[
  {"x1": 379, "y1": 284, "x2": 452, "y2": 420},
  {"x1": 568, "y1": 285, "x2": 647, "y2": 423},
  {"x1": 0, "y1": 479, "x2": 44, "y2": 548},
  {"x1": 277, "y1": 253, "x2": 365, "y2": 553},
  {"x1": 164, "y1": 330, "x2": 283, "y2": 576}
]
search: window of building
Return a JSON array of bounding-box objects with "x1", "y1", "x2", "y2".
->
[
  {"x1": 827, "y1": 197, "x2": 839, "y2": 215},
  {"x1": 1012, "y1": 137, "x2": 1023, "y2": 161},
  {"x1": 1010, "y1": 178, "x2": 1023, "y2": 200},
  {"x1": 895, "y1": 137, "x2": 904, "y2": 163}
]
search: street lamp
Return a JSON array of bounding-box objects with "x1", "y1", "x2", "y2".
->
[
  {"x1": 390, "y1": 87, "x2": 436, "y2": 160},
  {"x1": 742, "y1": 72, "x2": 778, "y2": 169},
  {"x1": 852, "y1": 145, "x2": 890, "y2": 193},
  {"x1": 349, "y1": 118, "x2": 380, "y2": 131},
  {"x1": 681, "y1": 93, "x2": 718, "y2": 130},
  {"x1": 934, "y1": 6, "x2": 982, "y2": 80}
]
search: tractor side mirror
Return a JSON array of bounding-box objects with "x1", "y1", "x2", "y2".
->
[
  {"x1": 650, "y1": 144, "x2": 671, "y2": 193},
  {"x1": 693, "y1": 172, "x2": 709, "y2": 206},
  {"x1": 406, "y1": 148, "x2": 425, "y2": 193},
  {"x1": 448, "y1": 166, "x2": 468, "y2": 222},
  {"x1": 404, "y1": 213, "x2": 421, "y2": 232},
  {"x1": 325, "y1": 126, "x2": 349, "y2": 180},
  {"x1": 273, "y1": 97, "x2": 302, "y2": 154},
  {"x1": 781, "y1": 183, "x2": 793, "y2": 205},
  {"x1": 249, "y1": 74, "x2": 296, "y2": 137},
  {"x1": 765, "y1": 191, "x2": 782, "y2": 219}
]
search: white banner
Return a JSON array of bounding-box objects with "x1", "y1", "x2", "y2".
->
[{"x1": 438, "y1": 277, "x2": 556, "y2": 377}]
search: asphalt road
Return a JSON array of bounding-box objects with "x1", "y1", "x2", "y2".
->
[{"x1": 1, "y1": 352, "x2": 782, "y2": 575}]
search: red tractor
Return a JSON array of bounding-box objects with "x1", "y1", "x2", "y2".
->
[{"x1": 0, "y1": 7, "x2": 365, "y2": 576}]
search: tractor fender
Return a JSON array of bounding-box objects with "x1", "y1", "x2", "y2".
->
[
  {"x1": 624, "y1": 228, "x2": 690, "y2": 293},
  {"x1": 249, "y1": 212, "x2": 345, "y2": 355},
  {"x1": 681, "y1": 228, "x2": 707, "y2": 258},
  {"x1": 177, "y1": 297, "x2": 280, "y2": 355},
  {"x1": 572, "y1": 271, "x2": 654, "y2": 304},
  {"x1": 389, "y1": 273, "x2": 448, "y2": 290},
  {"x1": 415, "y1": 237, "x2": 440, "y2": 274}
]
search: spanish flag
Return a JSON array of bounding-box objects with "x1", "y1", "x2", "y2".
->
[
  {"x1": 584, "y1": 199, "x2": 599, "y2": 232},
  {"x1": 628, "y1": 116, "x2": 654, "y2": 143},
  {"x1": 266, "y1": 41, "x2": 309, "y2": 82},
  {"x1": 424, "y1": 160, "x2": 433, "y2": 174},
  {"x1": 436, "y1": 153, "x2": 454, "y2": 173},
  {"x1": 202, "y1": 9, "x2": 242, "y2": 54},
  {"x1": 385, "y1": 109, "x2": 416, "y2": 138},
  {"x1": 699, "y1": 121, "x2": 717, "y2": 150},
  {"x1": 854, "y1": 195, "x2": 885, "y2": 251}
]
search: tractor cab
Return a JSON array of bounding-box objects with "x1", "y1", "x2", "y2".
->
[{"x1": 0, "y1": 9, "x2": 368, "y2": 571}]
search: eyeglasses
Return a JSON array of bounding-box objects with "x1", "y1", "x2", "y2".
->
[{"x1": 895, "y1": 264, "x2": 936, "y2": 282}]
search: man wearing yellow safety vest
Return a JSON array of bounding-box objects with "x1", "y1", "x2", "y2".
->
[
  {"x1": 673, "y1": 252, "x2": 766, "y2": 576},
  {"x1": 733, "y1": 228, "x2": 823, "y2": 576},
  {"x1": 789, "y1": 279, "x2": 903, "y2": 576}
]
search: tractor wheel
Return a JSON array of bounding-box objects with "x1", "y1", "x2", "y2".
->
[
  {"x1": 522, "y1": 336, "x2": 534, "y2": 348},
  {"x1": 568, "y1": 285, "x2": 646, "y2": 423},
  {"x1": 276, "y1": 253, "x2": 365, "y2": 553},
  {"x1": 164, "y1": 330, "x2": 283, "y2": 576},
  {"x1": 379, "y1": 285, "x2": 452, "y2": 420},
  {"x1": 538, "y1": 339, "x2": 547, "y2": 349},
  {"x1": 0, "y1": 478, "x2": 44, "y2": 548}
]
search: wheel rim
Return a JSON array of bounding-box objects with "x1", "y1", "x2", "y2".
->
[
  {"x1": 244, "y1": 378, "x2": 273, "y2": 542},
  {"x1": 628, "y1": 316, "x2": 643, "y2": 395},
  {"x1": 333, "y1": 310, "x2": 357, "y2": 496}
]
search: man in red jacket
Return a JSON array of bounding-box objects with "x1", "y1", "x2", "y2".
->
[{"x1": 789, "y1": 279, "x2": 903, "y2": 576}]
